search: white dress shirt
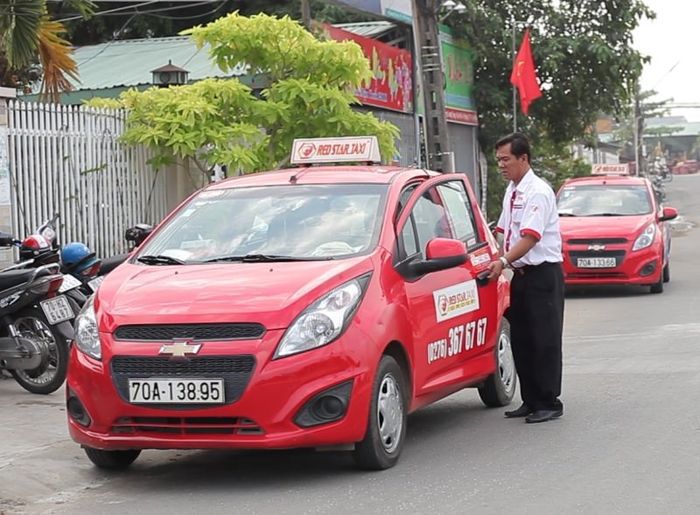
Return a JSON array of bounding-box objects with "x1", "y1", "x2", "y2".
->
[{"x1": 496, "y1": 169, "x2": 562, "y2": 267}]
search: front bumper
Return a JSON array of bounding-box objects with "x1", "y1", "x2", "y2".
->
[
  {"x1": 66, "y1": 327, "x2": 376, "y2": 451},
  {"x1": 563, "y1": 244, "x2": 663, "y2": 286}
]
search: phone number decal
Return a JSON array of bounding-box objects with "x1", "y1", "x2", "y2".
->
[{"x1": 427, "y1": 317, "x2": 488, "y2": 364}]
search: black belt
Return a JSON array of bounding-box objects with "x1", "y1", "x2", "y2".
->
[{"x1": 512, "y1": 262, "x2": 561, "y2": 275}]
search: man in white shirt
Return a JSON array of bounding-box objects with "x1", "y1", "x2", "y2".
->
[{"x1": 487, "y1": 133, "x2": 565, "y2": 423}]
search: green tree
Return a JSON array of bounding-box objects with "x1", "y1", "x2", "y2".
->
[
  {"x1": 89, "y1": 12, "x2": 398, "y2": 178},
  {"x1": 0, "y1": 0, "x2": 94, "y2": 101},
  {"x1": 447, "y1": 0, "x2": 653, "y2": 218}
]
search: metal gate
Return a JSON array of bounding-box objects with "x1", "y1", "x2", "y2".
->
[{"x1": 6, "y1": 101, "x2": 168, "y2": 258}]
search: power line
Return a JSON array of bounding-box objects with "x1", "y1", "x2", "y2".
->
[{"x1": 57, "y1": 1, "x2": 159, "y2": 22}]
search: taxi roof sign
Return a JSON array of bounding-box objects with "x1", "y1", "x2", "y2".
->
[
  {"x1": 591, "y1": 163, "x2": 630, "y2": 176},
  {"x1": 290, "y1": 136, "x2": 381, "y2": 165}
]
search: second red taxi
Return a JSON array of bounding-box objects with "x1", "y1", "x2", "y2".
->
[
  {"x1": 557, "y1": 170, "x2": 678, "y2": 293},
  {"x1": 67, "y1": 137, "x2": 515, "y2": 471}
]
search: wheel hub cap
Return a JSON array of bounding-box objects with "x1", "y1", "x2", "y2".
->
[{"x1": 376, "y1": 374, "x2": 403, "y2": 454}]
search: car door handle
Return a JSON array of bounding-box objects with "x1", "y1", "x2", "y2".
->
[{"x1": 476, "y1": 271, "x2": 490, "y2": 287}]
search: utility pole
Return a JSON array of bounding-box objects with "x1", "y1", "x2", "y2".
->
[
  {"x1": 413, "y1": 0, "x2": 451, "y2": 172},
  {"x1": 634, "y1": 88, "x2": 644, "y2": 176},
  {"x1": 301, "y1": 0, "x2": 312, "y2": 30}
]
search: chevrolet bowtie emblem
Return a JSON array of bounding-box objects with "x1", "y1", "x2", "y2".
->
[
  {"x1": 159, "y1": 340, "x2": 201, "y2": 358},
  {"x1": 588, "y1": 244, "x2": 606, "y2": 251}
]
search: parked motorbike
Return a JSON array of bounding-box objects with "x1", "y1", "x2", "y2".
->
[
  {"x1": 651, "y1": 174, "x2": 667, "y2": 203},
  {"x1": 0, "y1": 231, "x2": 74, "y2": 394},
  {"x1": 3, "y1": 214, "x2": 90, "y2": 311},
  {"x1": 18, "y1": 214, "x2": 154, "y2": 307},
  {"x1": 60, "y1": 223, "x2": 154, "y2": 298}
]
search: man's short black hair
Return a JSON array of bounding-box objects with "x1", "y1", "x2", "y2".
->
[{"x1": 495, "y1": 132, "x2": 531, "y2": 164}]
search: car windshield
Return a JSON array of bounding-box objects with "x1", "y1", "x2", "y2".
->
[
  {"x1": 137, "y1": 183, "x2": 388, "y2": 263},
  {"x1": 557, "y1": 184, "x2": 652, "y2": 217}
]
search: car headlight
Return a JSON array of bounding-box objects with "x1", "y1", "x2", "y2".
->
[
  {"x1": 632, "y1": 223, "x2": 656, "y2": 251},
  {"x1": 74, "y1": 295, "x2": 101, "y2": 360},
  {"x1": 274, "y1": 273, "x2": 371, "y2": 359}
]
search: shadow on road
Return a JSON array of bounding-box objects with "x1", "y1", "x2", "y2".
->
[
  {"x1": 565, "y1": 285, "x2": 657, "y2": 298},
  {"x1": 77, "y1": 397, "x2": 494, "y2": 488}
]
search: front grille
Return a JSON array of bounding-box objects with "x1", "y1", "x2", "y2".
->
[
  {"x1": 111, "y1": 416, "x2": 263, "y2": 435},
  {"x1": 567, "y1": 238, "x2": 628, "y2": 245},
  {"x1": 111, "y1": 356, "x2": 255, "y2": 409},
  {"x1": 114, "y1": 323, "x2": 265, "y2": 341}
]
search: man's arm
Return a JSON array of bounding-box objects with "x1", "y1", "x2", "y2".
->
[{"x1": 487, "y1": 234, "x2": 538, "y2": 279}]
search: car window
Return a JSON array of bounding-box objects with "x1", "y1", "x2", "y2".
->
[
  {"x1": 395, "y1": 184, "x2": 419, "y2": 222},
  {"x1": 400, "y1": 218, "x2": 419, "y2": 257},
  {"x1": 436, "y1": 181, "x2": 479, "y2": 247},
  {"x1": 409, "y1": 186, "x2": 453, "y2": 256},
  {"x1": 557, "y1": 184, "x2": 652, "y2": 216},
  {"x1": 138, "y1": 184, "x2": 388, "y2": 262}
]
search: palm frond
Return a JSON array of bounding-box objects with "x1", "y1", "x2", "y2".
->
[
  {"x1": 37, "y1": 17, "x2": 79, "y2": 102},
  {"x1": 1, "y1": 0, "x2": 44, "y2": 68},
  {"x1": 62, "y1": 0, "x2": 96, "y2": 18}
]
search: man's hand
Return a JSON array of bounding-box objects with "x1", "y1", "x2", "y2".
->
[{"x1": 487, "y1": 259, "x2": 504, "y2": 280}]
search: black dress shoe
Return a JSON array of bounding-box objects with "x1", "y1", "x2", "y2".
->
[
  {"x1": 525, "y1": 409, "x2": 563, "y2": 424},
  {"x1": 504, "y1": 403, "x2": 533, "y2": 418}
]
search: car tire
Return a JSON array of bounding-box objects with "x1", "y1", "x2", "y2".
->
[
  {"x1": 353, "y1": 355, "x2": 407, "y2": 470},
  {"x1": 663, "y1": 262, "x2": 670, "y2": 283},
  {"x1": 478, "y1": 319, "x2": 517, "y2": 407},
  {"x1": 650, "y1": 273, "x2": 664, "y2": 294},
  {"x1": 83, "y1": 447, "x2": 141, "y2": 470}
]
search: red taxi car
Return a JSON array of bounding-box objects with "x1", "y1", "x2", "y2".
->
[
  {"x1": 67, "y1": 137, "x2": 515, "y2": 471},
  {"x1": 557, "y1": 173, "x2": 678, "y2": 293}
]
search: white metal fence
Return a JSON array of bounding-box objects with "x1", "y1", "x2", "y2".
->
[{"x1": 6, "y1": 101, "x2": 168, "y2": 258}]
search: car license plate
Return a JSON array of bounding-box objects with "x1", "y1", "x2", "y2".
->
[
  {"x1": 577, "y1": 257, "x2": 616, "y2": 268},
  {"x1": 58, "y1": 274, "x2": 82, "y2": 293},
  {"x1": 88, "y1": 276, "x2": 104, "y2": 292},
  {"x1": 128, "y1": 378, "x2": 225, "y2": 404},
  {"x1": 40, "y1": 295, "x2": 74, "y2": 325}
]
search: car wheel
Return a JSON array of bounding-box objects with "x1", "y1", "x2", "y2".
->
[
  {"x1": 353, "y1": 355, "x2": 407, "y2": 470},
  {"x1": 650, "y1": 273, "x2": 664, "y2": 294},
  {"x1": 663, "y1": 262, "x2": 670, "y2": 283},
  {"x1": 83, "y1": 447, "x2": 141, "y2": 470},
  {"x1": 478, "y1": 319, "x2": 517, "y2": 407}
]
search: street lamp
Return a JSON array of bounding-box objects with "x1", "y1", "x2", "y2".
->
[{"x1": 439, "y1": 0, "x2": 466, "y2": 23}]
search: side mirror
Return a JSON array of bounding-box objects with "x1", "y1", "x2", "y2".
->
[
  {"x1": 659, "y1": 206, "x2": 678, "y2": 222},
  {"x1": 398, "y1": 238, "x2": 467, "y2": 279},
  {"x1": 0, "y1": 232, "x2": 16, "y2": 247}
]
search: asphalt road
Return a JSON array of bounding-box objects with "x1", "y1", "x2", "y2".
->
[{"x1": 2, "y1": 174, "x2": 699, "y2": 515}]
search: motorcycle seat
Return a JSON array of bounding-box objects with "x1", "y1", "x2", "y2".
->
[
  {"x1": 99, "y1": 253, "x2": 129, "y2": 276},
  {"x1": 0, "y1": 267, "x2": 53, "y2": 291}
]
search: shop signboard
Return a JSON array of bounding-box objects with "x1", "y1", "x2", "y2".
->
[{"x1": 325, "y1": 25, "x2": 413, "y2": 114}]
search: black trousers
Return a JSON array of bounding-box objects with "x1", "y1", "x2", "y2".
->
[{"x1": 506, "y1": 262, "x2": 565, "y2": 411}]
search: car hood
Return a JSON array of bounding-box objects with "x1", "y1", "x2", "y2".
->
[
  {"x1": 559, "y1": 214, "x2": 654, "y2": 241},
  {"x1": 96, "y1": 257, "x2": 372, "y2": 332}
]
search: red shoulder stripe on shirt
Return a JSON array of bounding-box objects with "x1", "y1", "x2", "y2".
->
[{"x1": 520, "y1": 228, "x2": 542, "y2": 241}]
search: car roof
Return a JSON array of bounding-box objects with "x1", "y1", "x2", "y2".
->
[
  {"x1": 206, "y1": 166, "x2": 433, "y2": 190},
  {"x1": 561, "y1": 175, "x2": 649, "y2": 188}
]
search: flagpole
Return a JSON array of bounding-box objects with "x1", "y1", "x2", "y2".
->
[{"x1": 512, "y1": 15, "x2": 517, "y2": 132}]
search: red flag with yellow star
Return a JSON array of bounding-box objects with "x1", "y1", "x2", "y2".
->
[{"x1": 511, "y1": 29, "x2": 542, "y2": 115}]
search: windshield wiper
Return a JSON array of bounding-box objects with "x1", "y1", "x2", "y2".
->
[
  {"x1": 137, "y1": 254, "x2": 186, "y2": 265},
  {"x1": 203, "y1": 253, "x2": 328, "y2": 263},
  {"x1": 558, "y1": 212, "x2": 577, "y2": 217},
  {"x1": 587, "y1": 213, "x2": 620, "y2": 217}
]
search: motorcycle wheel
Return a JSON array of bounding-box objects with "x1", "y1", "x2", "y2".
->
[{"x1": 10, "y1": 307, "x2": 69, "y2": 395}]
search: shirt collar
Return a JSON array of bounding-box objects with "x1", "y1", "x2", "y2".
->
[{"x1": 513, "y1": 168, "x2": 535, "y2": 192}]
